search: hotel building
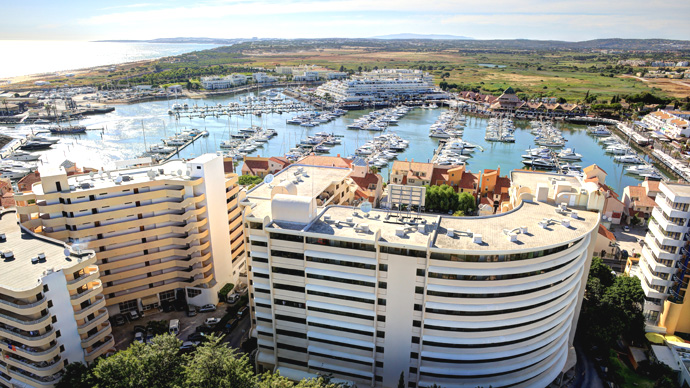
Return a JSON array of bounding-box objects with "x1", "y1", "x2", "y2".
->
[
  {"x1": 315, "y1": 69, "x2": 445, "y2": 103},
  {"x1": 200, "y1": 74, "x2": 248, "y2": 90},
  {"x1": 242, "y1": 166, "x2": 602, "y2": 388},
  {"x1": 0, "y1": 208, "x2": 113, "y2": 387},
  {"x1": 630, "y1": 181, "x2": 690, "y2": 335},
  {"x1": 15, "y1": 154, "x2": 246, "y2": 317}
]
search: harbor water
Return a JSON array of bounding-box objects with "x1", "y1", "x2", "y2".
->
[{"x1": 9, "y1": 89, "x2": 648, "y2": 194}]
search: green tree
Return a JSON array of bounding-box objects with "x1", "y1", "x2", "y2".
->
[
  {"x1": 183, "y1": 335, "x2": 255, "y2": 388},
  {"x1": 631, "y1": 214, "x2": 642, "y2": 226},
  {"x1": 238, "y1": 174, "x2": 263, "y2": 186},
  {"x1": 398, "y1": 371, "x2": 405, "y2": 388},
  {"x1": 56, "y1": 362, "x2": 96, "y2": 388},
  {"x1": 93, "y1": 334, "x2": 183, "y2": 388},
  {"x1": 588, "y1": 256, "x2": 615, "y2": 288},
  {"x1": 457, "y1": 192, "x2": 477, "y2": 215}
]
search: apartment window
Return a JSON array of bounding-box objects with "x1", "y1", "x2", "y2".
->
[
  {"x1": 47, "y1": 300, "x2": 53, "y2": 308},
  {"x1": 413, "y1": 320, "x2": 421, "y2": 327},
  {"x1": 415, "y1": 286, "x2": 424, "y2": 294},
  {"x1": 118, "y1": 299, "x2": 138, "y2": 313},
  {"x1": 409, "y1": 367, "x2": 418, "y2": 374},
  {"x1": 271, "y1": 266, "x2": 305, "y2": 277},
  {"x1": 411, "y1": 352, "x2": 419, "y2": 359},
  {"x1": 376, "y1": 331, "x2": 385, "y2": 338},
  {"x1": 307, "y1": 255, "x2": 375, "y2": 270},
  {"x1": 376, "y1": 361, "x2": 384, "y2": 368},
  {"x1": 380, "y1": 246, "x2": 426, "y2": 257},
  {"x1": 273, "y1": 283, "x2": 305, "y2": 293},
  {"x1": 270, "y1": 233, "x2": 303, "y2": 242},
  {"x1": 378, "y1": 298, "x2": 386, "y2": 306},
  {"x1": 376, "y1": 346, "x2": 385, "y2": 353},
  {"x1": 52, "y1": 316, "x2": 57, "y2": 324},
  {"x1": 251, "y1": 240, "x2": 268, "y2": 247},
  {"x1": 56, "y1": 330, "x2": 61, "y2": 338},
  {"x1": 306, "y1": 237, "x2": 375, "y2": 252},
  {"x1": 59, "y1": 345, "x2": 65, "y2": 353},
  {"x1": 43, "y1": 285, "x2": 49, "y2": 293},
  {"x1": 416, "y1": 269, "x2": 426, "y2": 277},
  {"x1": 412, "y1": 336, "x2": 420, "y2": 344},
  {"x1": 379, "y1": 264, "x2": 388, "y2": 272},
  {"x1": 378, "y1": 281, "x2": 387, "y2": 289},
  {"x1": 377, "y1": 315, "x2": 386, "y2": 322},
  {"x1": 271, "y1": 250, "x2": 304, "y2": 261},
  {"x1": 414, "y1": 304, "x2": 423, "y2": 311},
  {"x1": 249, "y1": 222, "x2": 263, "y2": 230}
]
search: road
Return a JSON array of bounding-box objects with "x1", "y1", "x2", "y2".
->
[
  {"x1": 224, "y1": 314, "x2": 251, "y2": 350},
  {"x1": 571, "y1": 342, "x2": 605, "y2": 388}
]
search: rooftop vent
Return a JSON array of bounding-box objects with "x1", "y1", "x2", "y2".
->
[
  {"x1": 0, "y1": 233, "x2": 5, "y2": 241},
  {"x1": 519, "y1": 226, "x2": 528, "y2": 234},
  {"x1": 3, "y1": 251, "x2": 13, "y2": 260},
  {"x1": 31, "y1": 257, "x2": 39, "y2": 264},
  {"x1": 358, "y1": 223, "x2": 370, "y2": 233},
  {"x1": 538, "y1": 221, "x2": 548, "y2": 228},
  {"x1": 559, "y1": 203, "x2": 567, "y2": 211},
  {"x1": 562, "y1": 219, "x2": 571, "y2": 228},
  {"x1": 395, "y1": 228, "x2": 405, "y2": 237},
  {"x1": 507, "y1": 233, "x2": 518, "y2": 242},
  {"x1": 346, "y1": 217, "x2": 353, "y2": 223},
  {"x1": 122, "y1": 175, "x2": 132, "y2": 182},
  {"x1": 571, "y1": 211, "x2": 578, "y2": 219},
  {"x1": 37, "y1": 253, "x2": 46, "y2": 262},
  {"x1": 324, "y1": 215, "x2": 332, "y2": 222},
  {"x1": 80, "y1": 182, "x2": 90, "y2": 190},
  {"x1": 473, "y1": 234, "x2": 483, "y2": 244},
  {"x1": 446, "y1": 228, "x2": 455, "y2": 237}
]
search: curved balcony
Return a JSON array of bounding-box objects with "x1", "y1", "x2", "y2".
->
[
  {"x1": 77, "y1": 309, "x2": 109, "y2": 335},
  {"x1": 84, "y1": 335, "x2": 115, "y2": 363},
  {"x1": 70, "y1": 280, "x2": 103, "y2": 305},
  {"x1": 67, "y1": 265, "x2": 100, "y2": 290},
  {"x1": 73, "y1": 294, "x2": 106, "y2": 321},
  {"x1": 0, "y1": 311, "x2": 51, "y2": 332},
  {"x1": 104, "y1": 261, "x2": 213, "y2": 294},
  {"x1": 100, "y1": 251, "x2": 211, "y2": 284},
  {"x1": 7, "y1": 367, "x2": 61, "y2": 387},
  {"x1": 4, "y1": 355, "x2": 64, "y2": 378},
  {"x1": 0, "y1": 296, "x2": 47, "y2": 316},
  {"x1": 0, "y1": 341, "x2": 60, "y2": 363},
  {"x1": 99, "y1": 240, "x2": 210, "y2": 272},
  {"x1": 96, "y1": 227, "x2": 209, "y2": 261},
  {"x1": 0, "y1": 326, "x2": 55, "y2": 346},
  {"x1": 81, "y1": 322, "x2": 112, "y2": 349}
]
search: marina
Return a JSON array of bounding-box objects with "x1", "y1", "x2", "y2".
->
[{"x1": 0, "y1": 88, "x2": 662, "y2": 193}]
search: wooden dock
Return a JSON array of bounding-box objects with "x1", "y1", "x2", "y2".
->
[{"x1": 158, "y1": 133, "x2": 205, "y2": 162}]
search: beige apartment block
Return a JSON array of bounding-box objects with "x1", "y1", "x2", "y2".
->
[
  {"x1": 241, "y1": 166, "x2": 602, "y2": 388},
  {"x1": 0, "y1": 208, "x2": 113, "y2": 387},
  {"x1": 14, "y1": 154, "x2": 246, "y2": 317}
]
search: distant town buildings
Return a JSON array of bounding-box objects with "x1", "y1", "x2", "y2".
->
[
  {"x1": 253, "y1": 72, "x2": 278, "y2": 84},
  {"x1": 241, "y1": 156, "x2": 291, "y2": 178},
  {"x1": 200, "y1": 74, "x2": 248, "y2": 90},
  {"x1": 274, "y1": 65, "x2": 347, "y2": 81},
  {"x1": 642, "y1": 110, "x2": 690, "y2": 139}
]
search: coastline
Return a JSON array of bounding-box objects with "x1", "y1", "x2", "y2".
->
[{"x1": 1, "y1": 58, "x2": 158, "y2": 85}]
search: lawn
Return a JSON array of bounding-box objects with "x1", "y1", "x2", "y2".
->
[{"x1": 610, "y1": 354, "x2": 655, "y2": 388}]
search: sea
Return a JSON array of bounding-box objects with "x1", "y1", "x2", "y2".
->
[
  {"x1": 3, "y1": 89, "x2": 648, "y2": 194},
  {"x1": 0, "y1": 40, "x2": 221, "y2": 79}
]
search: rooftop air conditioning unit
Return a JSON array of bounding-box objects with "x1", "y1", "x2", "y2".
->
[
  {"x1": 3, "y1": 251, "x2": 13, "y2": 259},
  {"x1": 571, "y1": 211, "x2": 579, "y2": 219},
  {"x1": 0, "y1": 233, "x2": 5, "y2": 241},
  {"x1": 37, "y1": 253, "x2": 46, "y2": 261},
  {"x1": 395, "y1": 228, "x2": 405, "y2": 237},
  {"x1": 473, "y1": 234, "x2": 483, "y2": 244},
  {"x1": 324, "y1": 215, "x2": 332, "y2": 222},
  {"x1": 31, "y1": 257, "x2": 39, "y2": 264},
  {"x1": 538, "y1": 221, "x2": 548, "y2": 229},
  {"x1": 446, "y1": 228, "x2": 455, "y2": 237},
  {"x1": 360, "y1": 224, "x2": 370, "y2": 233},
  {"x1": 346, "y1": 217, "x2": 353, "y2": 223},
  {"x1": 507, "y1": 233, "x2": 518, "y2": 242},
  {"x1": 519, "y1": 226, "x2": 528, "y2": 234},
  {"x1": 562, "y1": 219, "x2": 571, "y2": 228}
]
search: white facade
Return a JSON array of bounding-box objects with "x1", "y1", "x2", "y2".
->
[
  {"x1": 254, "y1": 72, "x2": 278, "y2": 83},
  {"x1": 201, "y1": 74, "x2": 248, "y2": 90},
  {"x1": 242, "y1": 167, "x2": 600, "y2": 388},
  {"x1": 642, "y1": 110, "x2": 690, "y2": 138},
  {"x1": 636, "y1": 181, "x2": 690, "y2": 324}
]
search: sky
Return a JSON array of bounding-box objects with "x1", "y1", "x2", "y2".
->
[{"x1": 3, "y1": 0, "x2": 689, "y2": 42}]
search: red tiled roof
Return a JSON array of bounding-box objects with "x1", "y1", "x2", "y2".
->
[
  {"x1": 269, "y1": 156, "x2": 291, "y2": 167},
  {"x1": 584, "y1": 164, "x2": 608, "y2": 176},
  {"x1": 645, "y1": 180, "x2": 660, "y2": 193},
  {"x1": 598, "y1": 225, "x2": 616, "y2": 241},
  {"x1": 17, "y1": 171, "x2": 40, "y2": 192},
  {"x1": 243, "y1": 160, "x2": 269, "y2": 175},
  {"x1": 458, "y1": 172, "x2": 479, "y2": 191},
  {"x1": 1, "y1": 192, "x2": 14, "y2": 208},
  {"x1": 627, "y1": 185, "x2": 646, "y2": 199},
  {"x1": 495, "y1": 176, "x2": 511, "y2": 193},
  {"x1": 350, "y1": 173, "x2": 380, "y2": 194},
  {"x1": 634, "y1": 195, "x2": 657, "y2": 209}
]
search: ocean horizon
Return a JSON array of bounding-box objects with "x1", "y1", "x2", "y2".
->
[{"x1": 0, "y1": 40, "x2": 221, "y2": 80}]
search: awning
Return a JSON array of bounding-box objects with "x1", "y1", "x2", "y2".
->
[
  {"x1": 141, "y1": 295, "x2": 159, "y2": 306},
  {"x1": 645, "y1": 332, "x2": 665, "y2": 344},
  {"x1": 665, "y1": 335, "x2": 686, "y2": 344}
]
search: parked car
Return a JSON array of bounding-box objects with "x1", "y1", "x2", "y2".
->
[
  {"x1": 227, "y1": 293, "x2": 240, "y2": 304},
  {"x1": 187, "y1": 333, "x2": 207, "y2": 342},
  {"x1": 145, "y1": 330, "x2": 154, "y2": 344},
  {"x1": 195, "y1": 325, "x2": 214, "y2": 334},
  {"x1": 113, "y1": 314, "x2": 126, "y2": 326},
  {"x1": 187, "y1": 305, "x2": 197, "y2": 317},
  {"x1": 224, "y1": 319, "x2": 238, "y2": 334},
  {"x1": 624, "y1": 225, "x2": 630, "y2": 232},
  {"x1": 204, "y1": 318, "x2": 221, "y2": 327},
  {"x1": 134, "y1": 332, "x2": 144, "y2": 344},
  {"x1": 169, "y1": 319, "x2": 180, "y2": 336},
  {"x1": 179, "y1": 341, "x2": 199, "y2": 353},
  {"x1": 237, "y1": 306, "x2": 249, "y2": 320},
  {"x1": 133, "y1": 325, "x2": 147, "y2": 334},
  {"x1": 128, "y1": 310, "x2": 140, "y2": 320},
  {"x1": 199, "y1": 304, "x2": 216, "y2": 313}
]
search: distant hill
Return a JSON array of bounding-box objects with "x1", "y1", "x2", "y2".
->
[{"x1": 371, "y1": 33, "x2": 473, "y2": 40}]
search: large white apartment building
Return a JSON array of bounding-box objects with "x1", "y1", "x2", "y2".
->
[
  {"x1": 200, "y1": 74, "x2": 248, "y2": 90},
  {"x1": 0, "y1": 208, "x2": 113, "y2": 387},
  {"x1": 631, "y1": 181, "x2": 690, "y2": 335},
  {"x1": 242, "y1": 166, "x2": 602, "y2": 388},
  {"x1": 15, "y1": 154, "x2": 246, "y2": 317},
  {"x1": 315, "y1": 69, "x2": 445, "y2": 103}
]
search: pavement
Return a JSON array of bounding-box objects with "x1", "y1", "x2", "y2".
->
[{"x1": 570, "y1": 341, "x2": 605, "y2": 388}]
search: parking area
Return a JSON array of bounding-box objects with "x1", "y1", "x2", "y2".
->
[
  {"x1": 611, "y1": 224, "x2": 646, "y2": 257},
  {"x1": 111, "y1": 305, "x2": 228, "y2": 350}
]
